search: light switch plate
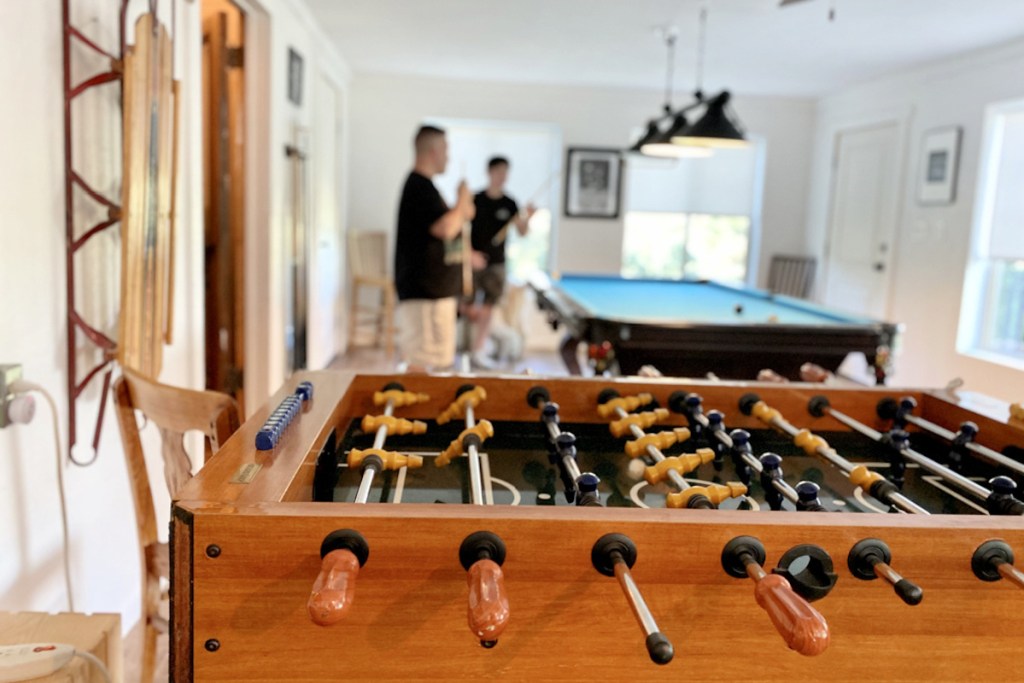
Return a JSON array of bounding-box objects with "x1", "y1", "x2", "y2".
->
[{"x1": 0, "y1": 363, "x2": 23, "y2": 429}]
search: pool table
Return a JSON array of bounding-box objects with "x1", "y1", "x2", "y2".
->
[{"x1": 532, "y1": 274, "x2": 900, "y2": 383}]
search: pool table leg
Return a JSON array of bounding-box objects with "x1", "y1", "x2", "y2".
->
[
  {"x1": 559, "y1": 334, "x2": 582, "y2": 375},
  {"x1": 873, "y1": 345, "x2": 892, "y2": 386}
]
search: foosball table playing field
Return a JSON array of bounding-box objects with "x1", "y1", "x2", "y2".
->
[{"x1": 171, "y1": 372, "x2": 1024, "y2": 681}]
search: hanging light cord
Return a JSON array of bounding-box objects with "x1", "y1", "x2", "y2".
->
[
  {"x1": 695, "y1": 6, "x2": 708, "y2": 97},
  {"x1": 663, "y1": 32, "x2": 676, "y2": 111}
]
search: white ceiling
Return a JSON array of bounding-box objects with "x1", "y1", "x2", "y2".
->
[{"x1": 305, "y1": 0, "x2": 1024, "y2": 97}]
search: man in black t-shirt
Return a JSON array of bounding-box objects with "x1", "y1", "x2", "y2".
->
[
  {"x1": 468, "y1": 157, "x2": 535, "y2": 368},
  {"x1": 393, "y1": 125, "x2": 475, "y2": 370}
]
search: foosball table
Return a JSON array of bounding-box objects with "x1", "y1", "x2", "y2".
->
[{"x1": 171, "y1": 371, "x2": 1024, "y2": 681}]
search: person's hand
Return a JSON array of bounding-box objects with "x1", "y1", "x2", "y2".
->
[
  {"x1": 471, "y1": 250, "x2": 488, "y2": 271},
  {"x1": 457, "y1": 181, "x2": 475, "y2": 219},
  {"x1": 525, "y1": 203, "x2": 538, "y2": 219}
]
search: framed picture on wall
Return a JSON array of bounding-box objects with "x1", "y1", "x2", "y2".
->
[
  {"x1": 288, "y1": 48, "x2": 304, "y2": 105},
  {"x1": 917, "y1": 126, "x2": 961, "y2": 205},
  {"x1": 564, "y1": 147, "x2": 622, "y2": 218}
]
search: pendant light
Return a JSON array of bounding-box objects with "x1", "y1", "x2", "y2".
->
[
  {"x1": 672, "y1": 8, "x2": 749, "y2": 149},
  {"x1": 632, "y1": 29, "x2": 714, "y2": 158}
]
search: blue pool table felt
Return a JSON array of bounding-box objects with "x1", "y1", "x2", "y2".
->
[{"x1": 553, "y1": 275, "x2": 875, "y2": 327}]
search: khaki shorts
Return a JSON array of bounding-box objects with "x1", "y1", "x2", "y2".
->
[
  {"x1": 396, "y1": 297, "x2": 457, "y2": 369},
  {"x1": 473, "y1": 263, "x2": 506, "y2": 306}
]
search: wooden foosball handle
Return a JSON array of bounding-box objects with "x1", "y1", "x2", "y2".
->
[
  {"x1": 308, "y1": 548, "x2": 361, "y2": 626},
  {"x1": 467, "y1": 559, "x2": 510, "y2": 645},
  {"x1": 751, "y1": 571, "x2": 830, "y2": 656}
]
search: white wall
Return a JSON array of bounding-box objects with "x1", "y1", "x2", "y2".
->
[
  {"x1": 806, "y1": 38, "x2": 1024, "y2": 400},
  {"x1": 347, "y1": 73, "x2": 816, "y2": 287},
  {"x1": 0, "y1": 0, "x2": 349, "y2": 633}
]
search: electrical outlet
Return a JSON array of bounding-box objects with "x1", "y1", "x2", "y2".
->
[{"x1": 0, "y1": 364, "x2": 23, "y2": 429}]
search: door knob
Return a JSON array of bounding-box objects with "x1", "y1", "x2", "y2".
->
[{"x1": 874, "y1": 262, "x2": 885, "y2": 272}]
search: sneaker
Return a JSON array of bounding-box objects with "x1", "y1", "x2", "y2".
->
[{"x1": 470, "y1": 351, "x2": 497, "y2": 370}]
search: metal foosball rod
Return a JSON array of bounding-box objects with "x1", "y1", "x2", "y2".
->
[
  {"x1": 878, "y1": 396, "x2": 1024, "y2": 477},
  {"x1": 527, "y1": 386, "x2": 603, "y2": 506},
  {"x1": 669, "y1": 392, "x2": 802, "y2": 508},
  {"x1": 809, "y1": 395, "x2": 1024, "y2": 515},
  {"x1": 601, "y1": 389, "x2": 746, "y2": 509},
  {"x1": 721, "y1": 536, "x2": 830, "y2": 656},
  {"x1": 739, "y1": 393, "x2": 929, "y2": 515},
  {"x1": 349, "y1": 383, "x2": 429, "y2": 504},
  {"x1": 437, "y1": 385, "x2": 491, "y2": 506},
  {"x1": 459, "y1": 531, "x2": 511, "y2": 647},
  {"x1": 591, "y1": 534, "x2": 674, "y2": 665},
  {"x1": 848, "y1": 538, "x2": 924, "y2": 606}
]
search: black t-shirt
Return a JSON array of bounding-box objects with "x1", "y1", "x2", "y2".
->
[
  {"x1": 394, "y1": 172, "x2": 462, "y2": 300},
  {"x1": 472, "y1": 192, "x2": 519, "y2": 265}
]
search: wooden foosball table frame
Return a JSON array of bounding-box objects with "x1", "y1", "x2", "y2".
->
[{"x1": 171, "y1": 371, "x2": 1024, "y2": 681}]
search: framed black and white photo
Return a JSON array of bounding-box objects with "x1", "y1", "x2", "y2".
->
[
  {"x1": 287, "y1": 48, "x2": 304, "y2": 105},
  {"x1": 564, "y1": 147, "x2": 622, "y2": 218},
  {"x1": 917, "y1": 126, "x2": 961, "y2": 205}
]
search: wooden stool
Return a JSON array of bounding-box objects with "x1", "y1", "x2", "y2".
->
[{"x1": 348, "y1": 231, "x2": 397, "y2": 356}]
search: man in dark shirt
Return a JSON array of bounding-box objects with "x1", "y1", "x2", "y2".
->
[
  {"x1": 394, "y1": 125, "x2": 475, "y2": 370},
  {"x1": 468, "y1": 156, "x2": 534, "y2": 368}
]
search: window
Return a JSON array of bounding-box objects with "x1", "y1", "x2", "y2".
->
[
  {"x1": 620, "y1": 145, "x2": 762, "y2": 284},
  {"x1": 958, "y1": 100, "x2": 1024, "y2": 367},
  {"x1": 622, "y1": 212, "x2": 750, "y2": 282}
]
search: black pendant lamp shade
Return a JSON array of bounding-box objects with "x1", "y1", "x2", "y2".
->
[
  {"x1": 629, "y1": 120, "x2": 663, "y2": 152},
  {"x1": 672, "y1": 91, "x2": 749, "y2": 149},
  {"x1": 640, "y1": 114, "x2": 713, "y2": 158}
]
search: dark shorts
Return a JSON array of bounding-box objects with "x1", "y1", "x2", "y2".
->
[{"x1": 473, "y1": 263, "x2": 506, "y2": 306}]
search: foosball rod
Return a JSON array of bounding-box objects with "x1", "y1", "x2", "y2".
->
[
  {"x1": 740, "y1": 394, "x2": 929, "y2": 515},
  {"x1": 527, "y1": 387, "x2": 591, "y2": 503},
  {"x1": 464, "y1": 400, "x2": 486, "y2": 506},
  {"x1": 879, "y1": 397, "x2": 1024, "y2": 477},
  {"x1": 670, "y1": 393, "x2": 799, "y2": 506},
  {"x1": 354, "y1": 394, "x2": 399, "y2": 504},
  {"x1": 811, "y1": 396, "x2": 1024, "y2": 514},
  {"x1": 611, "y1": 403, "x2": 689, "y2": 492}
]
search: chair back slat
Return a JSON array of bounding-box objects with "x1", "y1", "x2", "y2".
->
[
  {"x1": 349, "y1": 231, "x2": 388, "y2": 280},
  {"x1": 768, "y1": 255, "x2": 817, "y2": 299}
]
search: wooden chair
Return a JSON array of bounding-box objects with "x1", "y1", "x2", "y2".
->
[
  {"x1": 767, "y1": 255, "x2": 817, "y2": 299},
  {"x1": 113, "y1": 368, "x2": 240, "y2": 683},
  {"x1": 348, "y1": 231, "x2": 397, "y2": 356}
]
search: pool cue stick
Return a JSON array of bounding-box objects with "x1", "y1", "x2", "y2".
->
[{"x1": 490, "y1": 169, "x2": 560, "y2": 247}]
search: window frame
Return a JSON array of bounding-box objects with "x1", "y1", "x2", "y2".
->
[{"x1": 956, "y1": 97, "x2": 1024, "y2": 369}]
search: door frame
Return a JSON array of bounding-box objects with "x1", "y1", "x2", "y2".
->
[
  {"x1": 222, "y1": 0, "x2": 270, "y2": 415},
  {"x1": 821, "y1": 110, "x2": 912, "y2": 320}
]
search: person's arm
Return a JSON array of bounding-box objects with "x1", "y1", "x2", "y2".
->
[
  {"x1": 430, "y1": 181, "x2": 475, "y2": 240},
  {"x1": 514, "y1": 203, "x2": 536, "y2": 237}
]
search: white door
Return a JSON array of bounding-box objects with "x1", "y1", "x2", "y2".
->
[
  {"x1": 307, "y1": 75, "x2": 343, "y2": 369},
  {"x1": 823, "y1": 123, "x2": 900, "y2": 318}
]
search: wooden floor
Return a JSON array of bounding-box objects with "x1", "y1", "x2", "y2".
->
[{"x1": 330, "y1": 345, "x2": 570, "y2": 376}]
